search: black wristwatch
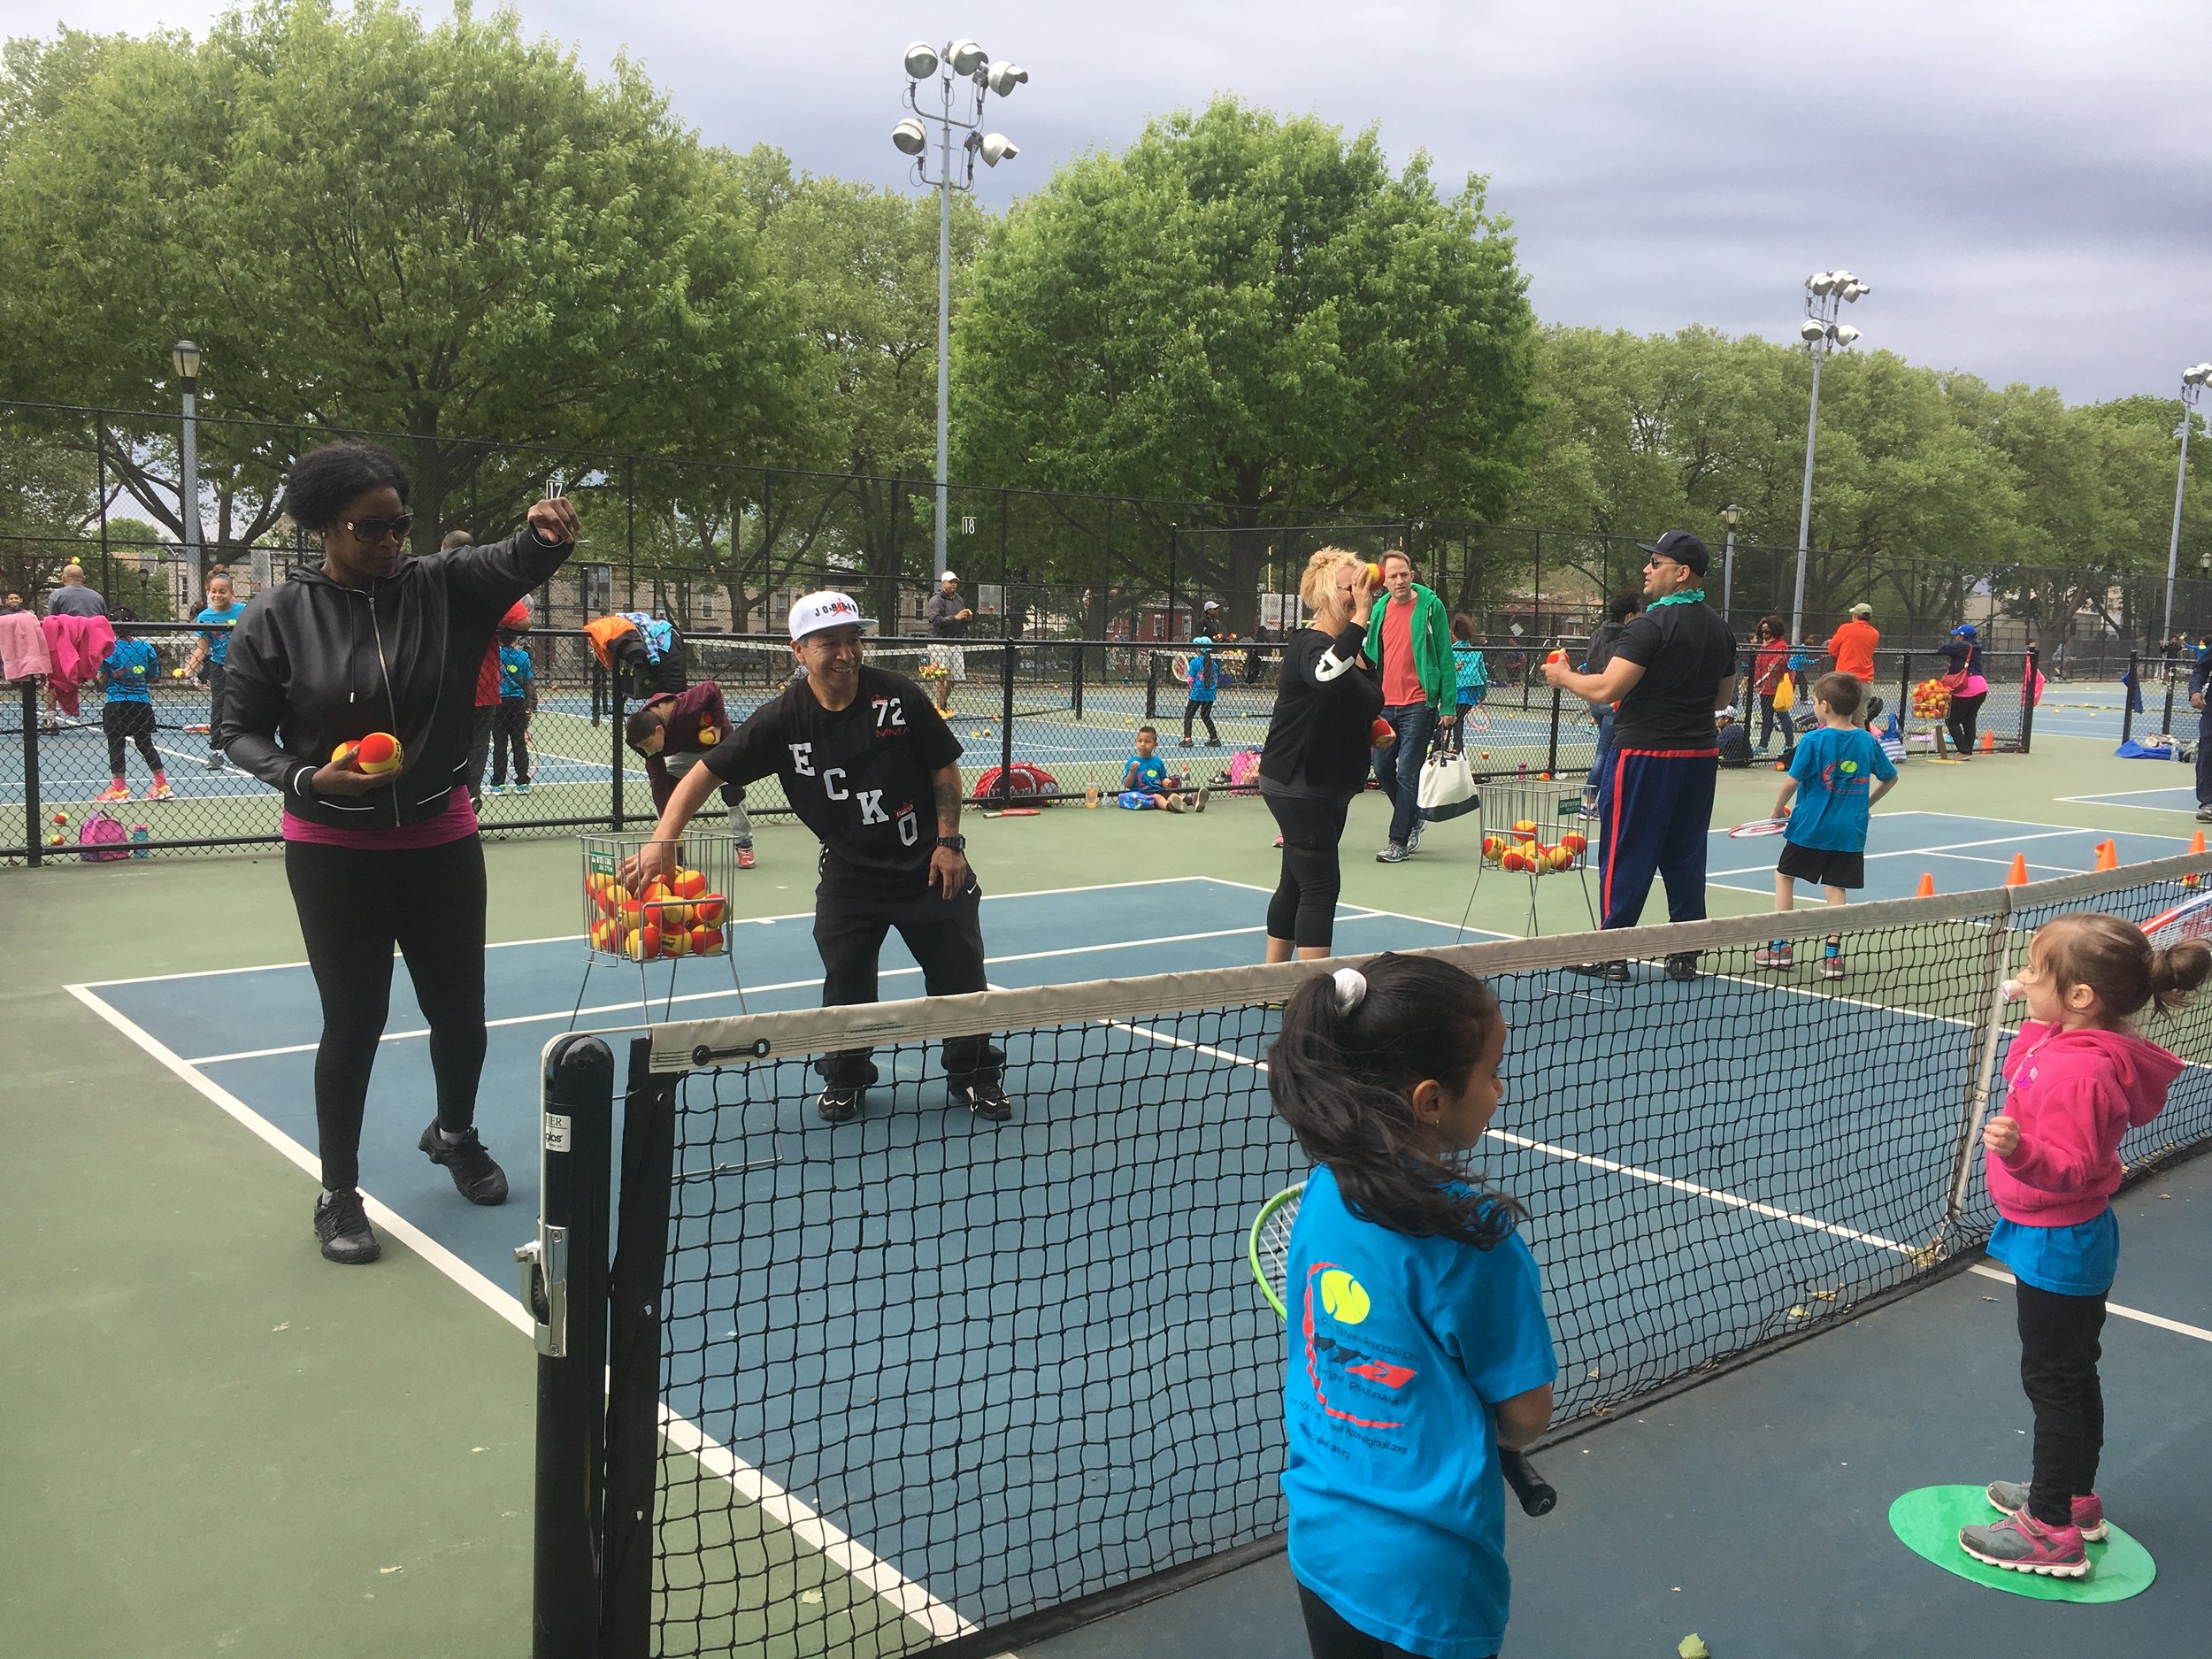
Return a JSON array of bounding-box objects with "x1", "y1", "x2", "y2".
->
[{"x1": 936, "y1": 835, "x2": 967, "y2": 854}]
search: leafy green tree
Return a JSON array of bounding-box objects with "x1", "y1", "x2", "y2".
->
[{"x1": 952, "y1": 97, "x2": 1539, "y2": 628}]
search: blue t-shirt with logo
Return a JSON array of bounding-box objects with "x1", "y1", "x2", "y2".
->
[
  {"x1": 1282, "y1": 1165, "x2": 1556, "y2": 1659},
  {"x1": 1186, "y1": 653, "x2": 1218, "y2": 703},
  {"x1": 101, "y1": 637, "x2": 159, "y2": 704},
  {"x1": 1126, "y1": 752, "x2": 1168, "y2": 791},
  {"x1": 194, "y1": 602, "x2": 246, "y2": 666},
  {"x1": 1786, "y1": 726, "x2": 1895, "y2": 852},
  {"x1": 499, "y1": 645, "x2": 534, "y2": 701}
]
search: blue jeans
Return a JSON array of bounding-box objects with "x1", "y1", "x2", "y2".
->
[
  {"x1": 1585, "y1": 706, "x2": 1616, "y2": 795},
  {"x1": 1374, "y1": 702, "x2": 1438, "y2": 848}
]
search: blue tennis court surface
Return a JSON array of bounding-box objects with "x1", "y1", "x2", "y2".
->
[
  {"x1": 1706, "y1": 810, "x2": 2193, "y2": 902},
  {"x1": 2063, "y1": 783, "x2": 2200, "y2": 816}
]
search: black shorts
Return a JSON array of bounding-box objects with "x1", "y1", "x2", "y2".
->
[{"x1": 1778, "y1": 840, "x2": 1864, "y2": 889}]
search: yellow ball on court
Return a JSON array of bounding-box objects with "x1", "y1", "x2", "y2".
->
[{"x1": 1319, "y1": 1269, "x2": 1370, "y2": 1325}]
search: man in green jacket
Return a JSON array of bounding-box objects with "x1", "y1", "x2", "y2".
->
[{"x1": 1365, "y1": 549, "x2": 1455, "y2": 863}]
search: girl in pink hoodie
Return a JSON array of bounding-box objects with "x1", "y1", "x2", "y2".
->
[{"x1": 1958, "y1": 911, "x2": 2210, "y2": 1579}]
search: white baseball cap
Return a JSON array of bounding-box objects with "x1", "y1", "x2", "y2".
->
[
  {"x1": 787, "y1": 590, "x2": 873, "y2": 642},
  {"x1": 940, "y1": 569, "x2": 958, "y2": 582}
]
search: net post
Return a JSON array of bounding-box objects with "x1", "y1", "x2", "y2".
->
[
  {"x1": 1940, "y1": 910, "x2": 2017, "y2": 1242},
  {"x1": 524, "y1": 1033, "x2": 617, "y2": 1659},
  {"x1": 2161, "y1": 649, "x2": 2177, "y2": 749},
  {"x1": 21, "y1": 678, "x2": 42, "y2": 868},
  {"x1": 1145, "y1": 651, "x2": 1159, "y2": 720},
  {"x1": 1545, "y1": 684, "x2": 1562, "y2": 776},
  {"x1": 2021, "y1": 644, "x2": 2039, "y2": 754},
  {"x1": 998, "y1": 642, "x2": 1016, "y2": 805},
  {"x1": 610, "y1": 683, "x2": 626, "y2": 831},
  {"x1": 600, "y1": 1036, "x2": 675, "y2": 1659},
  {"x1": 2123, "y1": 649, "x2": 2138, "y2": 744},
  {"x1": 1071, "y1": 638, "x2": 1085, "y2": 720}
]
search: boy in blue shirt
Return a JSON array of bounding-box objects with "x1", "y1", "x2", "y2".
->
[
  {"x1": 1179, "y1": 636, "x2": 1220, "y2": 748},
  {"x1": 180, "y1": 569, "x2": 246, "y2": 769},
  {"x1": 96, "y1": 634, "x2": 170, "y2": 802},
  {"x1": 1758, "y1": 671, "x2": 1898, "y2": 978},
  {"x1": 1118, "y1": 724, "x2": 1204, "y2": 812},
  {"x1": 487, "y1": 623, "x2": 534, "y2": 795}
]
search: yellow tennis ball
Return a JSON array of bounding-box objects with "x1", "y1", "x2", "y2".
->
[{"x1": 1319, "y1": 1269, "x2": 1370, "y2": 1325}]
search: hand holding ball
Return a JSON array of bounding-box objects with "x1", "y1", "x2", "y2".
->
[
  {"x1": 1371, "y1": 717, "x2": 1396, "y2": 749},
  {"x1": 331, "y1": 732, "x2": 403, "y2": 774}
]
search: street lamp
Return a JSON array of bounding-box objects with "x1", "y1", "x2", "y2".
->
[
  {"x1": 1720, "y1": 503, "x2": 1743, "y2": 628},
  {"x1": 895, "y1": 39, "x2": 1026, "y2": 575},
  {"x1": 1791, "y1": 271, "x2": 1870, "y2": 644},
  {"x1": 2162, "y1": 363, "x2": 2212, "y2": 644},
  {"x1": 171, "y1": 339, "x2": 204, "y2": 609}
]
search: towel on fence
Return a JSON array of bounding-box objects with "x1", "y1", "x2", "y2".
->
[
  {"x1": 39, "y1": 612, "x2": 115, "y2": 716},
  {"x1": 0, "y1": 610, "x2": 52, "y2": 682}
]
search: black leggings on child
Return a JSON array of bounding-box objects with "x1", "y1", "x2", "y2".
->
[
  {"x1": 104, "y1": 701, "x2": 158, "y2": 776},
  {"x1": 1263, "y1": 789, "x2": 1351, "y2": 950},
  {"x1": 491, "y1": 700, "x2": 531, "y2": 784},
  {"x1": 1184, "y1": 699, "x2": 1218, "y2": 743},
  {"x1": 1297, "y1": 1584, "x2": 1494, "y2": 1659},
  {"x1": 2018, "y1": 1279, "x2": 2107, "y2": 1527},
  {"x1": 285, "y1": 833, "x2": 488, "y2": 1194}
]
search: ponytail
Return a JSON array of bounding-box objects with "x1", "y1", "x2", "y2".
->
[
  {"x1": 2038, "y1": 911, "x2": 2212, "y2": 1021},
  {"x1": 1266, "y1": 953, "x2": 1520, "y2": 1247},
  {"x1": 2148, "y1": 936, "x2": 2212, "y2": 1017}
]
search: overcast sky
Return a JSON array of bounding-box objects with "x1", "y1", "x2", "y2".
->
[{"x1": 7, "y1": 0, "x2": 2208, "y2": 403}]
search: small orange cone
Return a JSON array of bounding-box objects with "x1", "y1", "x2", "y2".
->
[
  {"x1": 1916, "y1": 872, "x2": 1936, "y2": 897},
  {"x1": 1980, "y1": 730, "x2": 1996, "y2": 753},
  {"x1": 2093, "y1": 841, "x2": 2116, "y2": 872},
  {"x1": 2006, "y1": 853, "x2": 2030, "y2": 886},
  {"x1": 2193, "y1": 830, "x2": 2207, "y2": 856}
]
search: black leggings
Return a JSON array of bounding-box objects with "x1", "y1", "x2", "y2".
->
[
  {"x1": 1183, "y1": 699, "x2": 1218, "y2": 742},
  {"x1": 2018, "y1": 1279, "x2": 2107, "y2": 1526},
  {"x1": 1297, "y1": 1584, "x2": 1493, "y2": 1659},
  {"x1": 491, "y1": 700, "x2": 531, "y2": 784},
  {"x1": 104, "y1": 701, "x2": 158, "y2": 776},
  {"x1": 285, "y1": 833, "x2": 488, "y2": 1193},
  {"x1": 1264, "y1": 790, "x2": 1352, "y2": 950},
  {"x1": 1946, "y1": 691, "x2": 1987, "y2": 753}
]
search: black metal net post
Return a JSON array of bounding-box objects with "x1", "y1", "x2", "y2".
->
[
  {"x1": 997, "y1": 643, "x2": 1016, "y2": 806},
  {"x1": 2123, "y1": 651, "x2": 2139, "y2": 746},
  {"x1": 2021, "y1": 646, "x2": 2039, "y2": 753}
]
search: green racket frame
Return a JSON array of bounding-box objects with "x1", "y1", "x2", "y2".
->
[{"x1": 1248, "y1": 1182, "x2": 1304, "y2": 1319}]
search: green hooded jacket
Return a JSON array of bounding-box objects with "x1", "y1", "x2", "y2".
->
[{"x1": 1363, "y1": 582, "x2": 1453, "y2": 709}]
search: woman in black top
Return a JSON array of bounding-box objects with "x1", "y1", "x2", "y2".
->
[{"x1": 1259, "y1": 549, "x2": 1383, "y2": 961}]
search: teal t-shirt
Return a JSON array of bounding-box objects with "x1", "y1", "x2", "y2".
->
[
  {"x1": 1126, "y1": 752, "x2": 1168, "y2": 791},
  {"x1": 1282, "y1": 1166, "x2": 1556, "y2": 1659},
  {"x1": 101, "y1": 637, "x2": 159, "y2": 703},
  {"x1": 193, "y1": 602, "x2": 246, "y2": 666},
  {"x1": 1186, "y1": 653, "x2": 1218, "y2": 703},
  {"x1": 1786, "y1": 726, "x2": 1895, "y2": 852},
  {"x1": 499, "y1": 645, "x2": 534, "y2": 701}
]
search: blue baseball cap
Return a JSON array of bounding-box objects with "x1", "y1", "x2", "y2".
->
[{"x1": 1635, "y1": 529, "x2": 1709, "y2": 576}]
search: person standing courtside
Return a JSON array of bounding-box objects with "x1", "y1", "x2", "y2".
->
[
  {"x1": 1544, "y1": 530, "x2": 1736, "y2": 982},
  {"x1": 1367, "y1": 551, "x2": 1454, "y2": 864},
  {"x1": 925, "y1": 570, "x2": 972, "y2": 714},
  {"x1": 1826, "y1": 602, "x2": 1880, "y2": 712}
]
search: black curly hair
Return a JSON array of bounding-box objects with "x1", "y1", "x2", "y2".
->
[{"x1": 282, "y1": 442, "x2": 411, "y2": 534}]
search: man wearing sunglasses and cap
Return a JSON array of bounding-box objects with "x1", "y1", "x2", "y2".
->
[
  {"x1": 629, "y1": 591, "x2": 1010, "y2": 1125},
  {"x1": 1544, "y1": 529, "x2": 1736, "y2": 981}
]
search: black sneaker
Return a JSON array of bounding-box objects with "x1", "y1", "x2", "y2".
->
[
  {"x1": 949, "y1": 1079, "x2": 1014, "y2": 1122},
  {"x1": 817, "y1": 1083, "x2": 864, "y2": 1124},
  {"x1": 1568, "y1": 960, "x2": 1630, "y2": 983},
  {"x1": 314, "y1": 1188, "x2": 381, "y2": 1264},
  {"x1": 419, "y1": 1122, "x2": 509, "y2": 1205},
  {"x1": 1664, "y1": 952, "x2": 1701, "y2": 982}
]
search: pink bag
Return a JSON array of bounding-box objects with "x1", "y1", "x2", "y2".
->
[
  {"x1": 78, "y1": 810, "x2": 130, "y2": 863},
  {"x1": 1226, "y1": 749, "x2": 1263, "y2": 788}
]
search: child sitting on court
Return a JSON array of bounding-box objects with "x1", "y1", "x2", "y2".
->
[
  {"x1": 1268, "y1": 953, "x2": 1555, "y2": 1659},
  {"x1": 1180, "y1": 636, "x2": 1221, "y2": 747},
  {"x1": 626, "y1": 680, "x2": 756, "y2": 867},
  {"x1": 1756, "y1": 671, "x2": 1897, "y2": 978},
  {"x1": 1955, "y1": 913, "x2": 2209, "y2": 1579},
  {"x1": 487, "y1": 623, "x2": 534, "y2": 795},
  {"x1": 1119, "y1": 725, "x2": 1203, "y2": 812},
  {"x1": 95, "y1": 633, "x2": 171, "y2": 803}
]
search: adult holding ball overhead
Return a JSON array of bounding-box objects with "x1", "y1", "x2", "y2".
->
[
  {"x1": 1258, "y1": 549, "x2": 1384, "y2": 962},
  {"x1": 218, "y1": 442, "x2": 579, "y2": 1264}
]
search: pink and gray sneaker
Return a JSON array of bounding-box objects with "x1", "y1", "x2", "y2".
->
[
  {"x1": 1985, "y1": 1480, "x2": 2107, "y2": 1541},
  {"x1": 1958, "y1": 1508, "x2": 2090, "y2": 1578}
]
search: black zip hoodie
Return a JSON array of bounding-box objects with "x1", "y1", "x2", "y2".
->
[{"x1": 216, "y1": 529, "x2": 573, "y2": 829}]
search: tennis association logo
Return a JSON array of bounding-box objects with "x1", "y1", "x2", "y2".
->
[{"x1": 1302, "y1": 1263, "x2": 1417, "y2": 1428}]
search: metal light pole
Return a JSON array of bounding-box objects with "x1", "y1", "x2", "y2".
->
[
  {"x1": 172, "y1": 339, "x2": 204, "y2": 609},
  {"x1": 1720, "y1": 503, "x2": 1742, "y2": 627},
  {"x1": 895, "y1": 41, "x2": 1025, "y2": 575},
  {"x1": 1791, "y1": 272, "x2": 1869, "y2": 644},
  {"x1": 2161, "y1": 365, "x2": 2212, "y2": 644}
]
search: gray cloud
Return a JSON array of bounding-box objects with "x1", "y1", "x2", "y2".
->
[{"x1": 9, "y1": 0, "x2": 2208, "y2": 399}]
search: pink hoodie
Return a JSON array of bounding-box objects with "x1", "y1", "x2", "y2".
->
[{"x1": 1988, "y1": 1019, "x2": 2183, "y2": 1226}]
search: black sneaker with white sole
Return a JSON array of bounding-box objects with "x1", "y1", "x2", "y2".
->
[
  {"x1": 315, "y1": 1187, "x2": 381, "y2": 1264},
  {"x1": 817, "y1": 1083, "x2": 864, "y2": 1124},
  {"x1": 1664, "y1": 952, "x2": 1701, "y2": 982},
  {"x1": 949, "y1": 1079, "x2": 1014, "y2": 1122},
  {"x1": 419, "y1": 1122, "x2": 509, "y2": 1204},
  {"x1": 1568, "y1": 960, "x2": 1630, "y2": 983}
]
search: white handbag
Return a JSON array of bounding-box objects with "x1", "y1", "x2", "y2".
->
[{"x1": 1417, "y1": 740, "x2": 1479, "y2": 820}]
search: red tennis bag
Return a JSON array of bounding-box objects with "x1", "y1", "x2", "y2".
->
[{"x1": 969, "y1": 762, "x2": 1057, "y2": 804}]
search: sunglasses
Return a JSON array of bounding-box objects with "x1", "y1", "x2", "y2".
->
[{"x1": 343, "y1": 514, "x2": 415, "y2": 545}]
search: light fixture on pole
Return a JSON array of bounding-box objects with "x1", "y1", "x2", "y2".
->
[
  {"x1": 171, "y1": 339, "x2": 204, "y2": 609},
  {"x1": 895, "y1": 39, "x2": 1025, "y2": 575},
  {"x1": 1791, "y1": 271, "x2": 1870, "y2": 645},
  {"x1": 1720, "y1": 503, "x2": 1743, "y2": 627},
  {"x1": 2162, "y1": 363, "x2": 2212, "y2": 644}
]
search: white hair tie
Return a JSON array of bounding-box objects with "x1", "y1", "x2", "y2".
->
[{"x1": 1332, "y1": 966, "x2": 1368, "y2": 1014}]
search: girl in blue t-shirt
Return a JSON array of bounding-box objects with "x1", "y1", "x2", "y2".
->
[
  {"x1": 1268, "y1": 953, "x2": 1556, "y2": 1659},
  {"x1": 180, "y1": 569, "x2": 247, "y2": 769}
]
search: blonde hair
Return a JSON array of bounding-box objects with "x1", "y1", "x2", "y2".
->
[
  {"x1": 2036, "y1": 911, "x2": 2212, "y2": 1021},
  {"x1": 1299, "y1": 547, "x2": 1365, "y2": 615}
]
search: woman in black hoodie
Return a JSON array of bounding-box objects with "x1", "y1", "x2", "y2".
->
[{"x1": 219, "y1": 442, "x2": 578, "y2": 1263}]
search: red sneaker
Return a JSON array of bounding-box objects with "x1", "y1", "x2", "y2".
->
[
  {"x1": 737, "y1": 846, "x2": 756, "y2": 870},
  {"x1": 1958, "y1": 1509, "x2": 2090, "y2": 1578},
  {"x1": 1985, "y1": 1481, "x2": 2107, "y2": 1541},
  {"x1": 96, "y1": 781, "x2": 130, "y2": 803}
]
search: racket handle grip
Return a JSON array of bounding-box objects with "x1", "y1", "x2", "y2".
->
[{"x1": 1501, "y1": 1448, "x2": 1555, "y2": 1517}]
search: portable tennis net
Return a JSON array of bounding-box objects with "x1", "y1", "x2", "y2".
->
[{"x1": 524, "y1": 856, "x2": 2212, "y2": 1658}]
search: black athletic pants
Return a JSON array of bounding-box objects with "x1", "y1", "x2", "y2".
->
[
  {"x1": 1263, "y1": 789, "x2": 1352, "y2": 950},
  {"x1": 2018, "y1": 1279, "x2": 2107, "y2": 1527},
  {"x1": 104, "y1": 700, "x2": 158, "y2": 776},
  {"x1": 811, "y1": 874, "x2": 1001, "y2": 1089},
  {"x1": 1296, "y1": 1584, "x2": 1493, "y2": 1659},
  {"x1": 490, "y1": 700, "x2": 531, "y2": 785},
  {"x1": 1183, "y1": 698, "x2": 1218, "y2": 743},
  {"x1": 204, "y1": 663, "x2": 227, "y2": 752},
  {"x1": 1945, "y1": 690, "x2": 1986, "y2": 754},
  {"x1": 285, "y1": 833, "x2": 488, "y2": 1193}
]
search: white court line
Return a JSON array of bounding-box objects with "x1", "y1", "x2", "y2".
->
[
  {"x1": 1709, "y1": 828, "x2": 2083, "y2": 880},
  {"x1": 65, "y1": 980, "x2": 975, "y2": 1647},
  {"x1": 2056, "y1": 787, "x2": 2199, "y2": 804},
  {"x1": 1967, "y1": 1265, "x2": 2212, "y2": 1344}
]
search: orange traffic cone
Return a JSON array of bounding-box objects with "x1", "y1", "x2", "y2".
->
[
  {"x1": 2094, "y1": 841, "x2": 2116, "y2": 872},
  {"x1": 1980, "y1": 730, "x2": 1996, "y2": 753},
  {"x1": 2193, "y1": 830, "x2": 2207, "y2": 856},
  {"x1": 2006, "y1": 853, "x2": 2030, "y2": 886},
  {"x1": 1916, "y1": 872, "x2": 1936, "y2": 897}
]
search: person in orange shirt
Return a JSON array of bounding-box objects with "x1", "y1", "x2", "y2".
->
[{"x1": 1825, "y1": 602, "x2": 1880, "y2": 710}]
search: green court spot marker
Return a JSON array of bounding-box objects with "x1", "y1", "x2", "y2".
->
[{"x1": 1889, "y1": 1486, "x2": 2154, "y2": 1602}]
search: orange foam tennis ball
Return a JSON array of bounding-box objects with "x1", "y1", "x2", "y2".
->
[
  {"x1": 626, "y1": 923, "x2": 662, "y2": 961},
  {"x1": 693, "y1": 893, "x2": 727, "y2": 927},
  {"x1": 1511, "y1": 818, "x2": 1537, "y2": 837},
  {"x1": 1546, "y1": 649, "x2": 1566, "y2": 664},
  {"x1": 689, "y1": 924, "x2": 725, "y2": 956},
  {"x1": 330, "y1": 740, "x2": 357, "y2": 767},
  {"x1": 1561, "y1": 832, "x2": 1588, "y2": 856},
  {"x1": 697, "y1": 724, "x2": 720, "y2": 748},
  {"x1": 355, "y1": 732, "x2": 402, "y2": 774},
  {"x1": 672, "y1": 868, "x2": 707, "y2": 902},
  {"x1": 662, "y1": 927, "x2": 693, "y2": 957},
  {"x1": 1371, "y1": 718, "x2": 1395, "y2": 747},
  {"x1": 1481, "y1": 833, "x2": 1504, "y2": 863},
  {"x1": 1501, "y1": 847, "x2": 1530, "y2": 873},
  {"x1": 1364, "y1": 561, "x2": 1386, "y2": 590},
  {"x1": 1547, "y1": 845, "x2": 1574, "y2": 872}
]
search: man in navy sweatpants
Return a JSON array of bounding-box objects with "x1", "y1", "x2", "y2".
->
[{"x1": 1543, "y1": 529, "x2": 1737, "y2": 981}]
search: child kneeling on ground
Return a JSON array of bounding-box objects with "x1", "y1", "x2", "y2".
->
[
  {"x1": 627, "y1": 680, "x2": 757, "y2": 868},
  {"x1": 1119, "y1": 724, "x2": 1206, "y2": 813},
  {"x1": 1758, "y1": 671, "x2": 1897, "y2": 978}
]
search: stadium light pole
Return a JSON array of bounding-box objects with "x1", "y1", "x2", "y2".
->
[
  {"x1": 171, "y1": 339, "x2": 204, "y2": 610},
  {"x1": 895, "y1": 40, "x2": 1025, "y2": 577},
  {"x1": 1791, "y1": 272, "x2": 1869, "y2": 644},
  {"x1": 2161, "y1": 363, "x2": 2212, "y2": 643},
  {"x1": 1720, "y1": 503, "x2": 1742, "y2": 626}
]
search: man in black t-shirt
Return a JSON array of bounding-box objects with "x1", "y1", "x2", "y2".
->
[
  {"x1": 1544, "y1": 530, "x2": 1736, "y2": 979},
  {"x1": 629, "y1": 591, "x2": 1009, "y2": 1124}
]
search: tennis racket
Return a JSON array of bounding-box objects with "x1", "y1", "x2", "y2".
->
[
  {"x1": 1726, "y1": 816, "x2": 1791, "y2": 839},
  {"x1": 1247, "y1": 1183, "x2": 1557, "y2": 1517},
  {"x1": 2140, "y1": 888, "x2": 2212, "y2": 951}
]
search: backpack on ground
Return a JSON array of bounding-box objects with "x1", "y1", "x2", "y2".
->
[
  {"x1": 78, "y1": 810, "x2": 130, "y2": 863},
  {"x1": 970, "y1": 761, "x2": 1057, "y2": 804}
]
